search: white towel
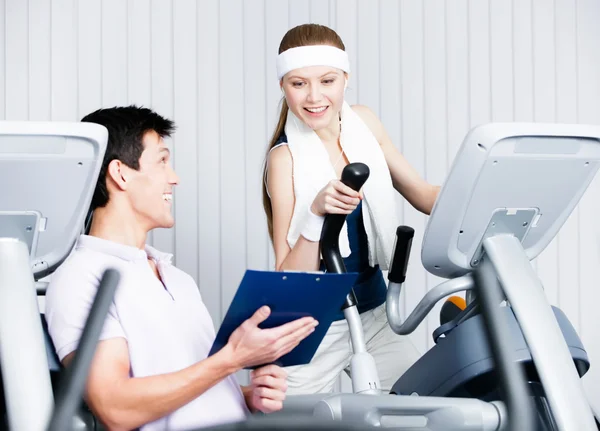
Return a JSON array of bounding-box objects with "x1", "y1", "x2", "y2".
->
[{"x1": 285, "y1": 101, "x2": 401, "y2": 270}]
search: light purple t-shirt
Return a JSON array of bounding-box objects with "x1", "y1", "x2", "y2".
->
[{"x1": 45, "y1": 235, "x2": 249, "y2": 430}]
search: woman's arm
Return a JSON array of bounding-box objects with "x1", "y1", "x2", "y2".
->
[
  {"x1": 352, "y1": 104, "x2": 440, "y2": 215},
  {"x1": 267, "y1": 145, "x2": 322, "y2": 272},
  {"x1": 266, "y1": 145, "x2": 360, "y2": 271}
]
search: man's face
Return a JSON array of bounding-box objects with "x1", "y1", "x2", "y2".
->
[{"x1": 126, "y1": 130, "x2": 179, "y2": 231}]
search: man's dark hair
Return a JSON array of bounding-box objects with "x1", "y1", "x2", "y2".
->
[{"x1": 82, "y1": 105, "x2": 175, "y2": 211}]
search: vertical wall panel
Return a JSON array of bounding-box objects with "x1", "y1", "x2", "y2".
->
[
  {"x1": 577, "y1": 0, "x2": 600, "y2": 412},
  {"x1": 28, "y1": 0, "x2": 51, "y2": 121},
  {"x1": 513, "y1": 0, "x2": 534, "y2": 122},
  {"x1": 533, "y1": 0, "x2": 557, "y2": 123},
  {"x1": 150, "y1": 0, "x2": 175, "y2": 254},
  {"x1": 328, "y1": 0, "x2": 337, "y2": 29},
  {"x1": 288, "y1": 0, "x2": 309, "y2": 28},
  {"x1": 5, "y1": 0, "x2": 28, "y2": 120},
  {"x1": 468, "y1": 0, "x2": 491, "y2": 127},
  {"x1": 335, "y1": 0, "x2": 357, "y2": 105},
  {"x1": 0, "y1": 0, "x2": 5, "y2": 120},
  {"x1": 445, "y1": 0, "x2": 469, "y2": 163},
  {"x1": 309, "y1": 0, "x2": 330, "y2": 25},
  {"x1": 244, "y1": 0, "x2": 269, "y2": 272},
  {"x1": 489, "y1": 0, "x2": 513, "y2": 122},
  {"x1": 51, "y1": 0, "x2": 77, "y2": 121},
  {"x1": 423, "y1": 0, "x2": 448, "y2": 348},
  {"x1": 532, "y1": 0, "x2": 559, "y2": 305},
  {"x1": 78, "y1": 0, "x2": 101, "y2": 119},
  {"x1": 197, "y1": 0, "x2": 222, "y2": 325},
  {"x1": 101, "y1": 0, "x2": 128, "y2": 107},
  {"x1": 173, "y1": 0, "x2": 199, "y2": 283},
  {"x1": 555, "y1": 0, "x2": 580, "y2": 331},
  {"x1": 356, "y1": 0, "x2": 379, "y2": 114},
  {"x1": 219, "y1": 0, "x2": 246, "y2": 313},
  {"x1": 399, "y1": 0, "x2": 428, "y2": 354},
  {"x1": 127, "y1": 0, "x2": 151, "y2": 107},
  {"x1": 379, "y1": 0, "x2": 403, "y2": 222}
]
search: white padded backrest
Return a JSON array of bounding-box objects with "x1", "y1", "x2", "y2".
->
[
  {"x1": 0, "y1": 121, "x2": 108, "y2": 279},
  {"x1": 422, "y1": 123, "x2": 600, "y2": 279}
]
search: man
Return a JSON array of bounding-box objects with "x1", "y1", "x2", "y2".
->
[{"x1": 45, "y1": 106, "x2": 318, "y2": 431}]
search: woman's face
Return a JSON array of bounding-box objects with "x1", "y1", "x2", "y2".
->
[{"x1": 281, "y1": 66, "x2": 346, "y2": 132}]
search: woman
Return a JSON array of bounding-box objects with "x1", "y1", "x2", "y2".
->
[{"x1": 263, "y1": 23, "x2": 440, "y2": 394}]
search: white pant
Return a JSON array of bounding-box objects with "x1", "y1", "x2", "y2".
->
[{"x1": 285, "y1": 303, "x2": 421, "y2": 394}]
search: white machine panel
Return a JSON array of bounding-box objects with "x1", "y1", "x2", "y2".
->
[
  {"x1": 0, "y1": 121, "x2": 108, "y2": 279},
  {"x1": 422, "y1": 123, "x2": 600, "y2": 278}
]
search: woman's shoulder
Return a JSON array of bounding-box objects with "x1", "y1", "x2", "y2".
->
[
  {"x1": 350, "y1": 104, "x2": 379, "y2": 125},
  {"x1": 268, "y1": 137, "x2": 292, "y2": 167},
  {"x1": 350, "y1": 104, "x2": 383, "y2": 141}
]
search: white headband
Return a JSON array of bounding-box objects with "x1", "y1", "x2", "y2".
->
[{"x1": 276, "y1": 45, "x2": 350, "y2": 80}]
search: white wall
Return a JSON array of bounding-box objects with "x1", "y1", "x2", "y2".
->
[{"x1": 2, "y1": 0, "x2": 599, "y2": 406}]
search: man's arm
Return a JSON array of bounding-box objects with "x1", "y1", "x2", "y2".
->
[
  {"x1": 65, "y1": 337, "x2": 239, "y2": 431},
  {"x1": 67, "y1": 306, "x2": 316, "y2": 431}
]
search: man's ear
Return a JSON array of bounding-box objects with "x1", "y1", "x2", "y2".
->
[{"x1": 106, "y1": 159, "x2": 128, "y2": 191}]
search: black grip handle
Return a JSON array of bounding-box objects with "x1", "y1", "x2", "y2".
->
[
  {"x1": 320, "y1": 163, "x2": 370, "y2": 274},
  {"x1": 320, "y1": 163, "x2": 369, "y2": 310},
  {"x1": 388, "y1": 226, "x2": 415, "y2": 284},
  {"x1": 339, "y1": 162, "x2": 370, "y2": 193}
]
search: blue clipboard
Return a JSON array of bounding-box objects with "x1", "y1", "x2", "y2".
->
[{"x1": 209, "y1": 269, "x2": 359, "y2": 369}]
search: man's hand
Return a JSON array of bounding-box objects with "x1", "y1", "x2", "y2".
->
[
  {"x1": 246, "y1": 365, "x2": 288, "y2": 413},
  {"x1": 226, "y1": 306, "x2": 318, "y2": 370}
]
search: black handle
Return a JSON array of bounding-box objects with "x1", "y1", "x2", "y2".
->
[
  {"x1": 320, "y1": 163, "x2": 369, "y2": 310},
  {"x1": 320, "y1": 163, "x2": 370, "y2": 273},
  {"x1": 47, "y1": 269, "x2": 121, "y2": 431},
  {"x1": 388, "y1": 226, "x2": 414, "y2": 284},
  {"x1": 338, "y1": 162, "x2": 370, "y2": 193}
]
